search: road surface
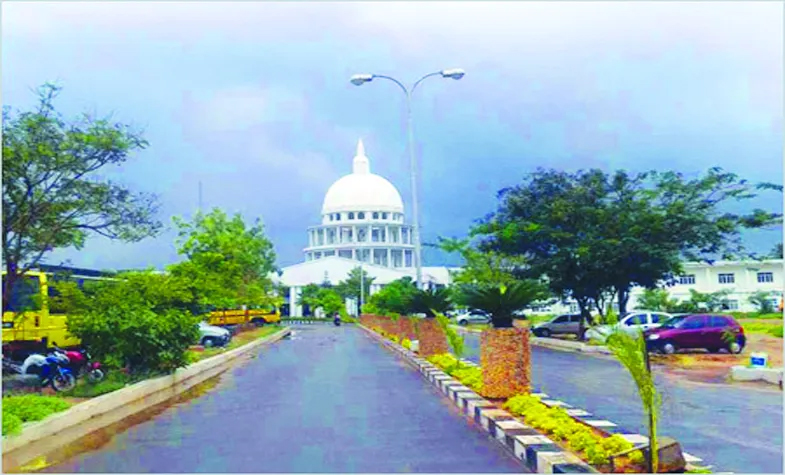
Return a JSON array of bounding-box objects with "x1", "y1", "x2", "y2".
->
[
  {"x1": 42, "y1": 326, "x2": 524, "y2": 473},
  {"x1": 462, "y1": 333, "x2": 783, "y2": 474}
]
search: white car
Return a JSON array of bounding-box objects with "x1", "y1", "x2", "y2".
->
[
  {"x1": 453, "y1": 311, "x2": 491, "y2": 326},
  {"x1": 198, "y1": 321, "x2": 231, "y2": 347},
  {"x1": 584, "y1": 311, "x2": 673, "y2": 342}
]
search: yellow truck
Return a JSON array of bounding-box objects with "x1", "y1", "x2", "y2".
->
[
  {"x1": 206, "y1": 307, "x2": 281, "y2": 327},
  {"x1": 2, "y1": 270, "x2": 82, "y2": 353}
]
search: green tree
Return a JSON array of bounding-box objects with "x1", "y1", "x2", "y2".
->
[
  {"x1": 2, "y1": 84, "x2": 160, "y2": 312},
  {"x1": 635, "y1": 288, "x2": 680, "y2": 312},
  {"x1": 168, "y1": 208, "x2": 278, "y2": 311},
  {"x1": 298, "y1": 284, "x2": 323, "y2": 309},
  {"x1": 768, "y1": 243, "x2": 783, "y2": 259},
  {"x1": 411, "y1": 287, "x2": 454, "y2": 318},
  {"x1": 335, "y1": 267, "x2": 375, "y2": 313},
  {"x1": 749, "y1": 290, "x2": 776, "y2": 314},
  {"x1": 461, "y1": 281, "x2": 548, "y2": 328},
  {"x1": 367, "y1": 277, "x2": 418, "y2": 315},
  {"x1": 476, "y1": 167, "x2": 780, "y2": 316},
  {"x1": 63, "y1": 271, "x2": 201, "y2": 374},
  {"x1": 298, "y1": 285, "x2": 346, "y2": 317}
]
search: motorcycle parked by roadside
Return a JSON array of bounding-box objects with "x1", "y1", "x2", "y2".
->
[
  {"x1": 54, "y1": 347, "x2": 105, "y2": 383},
  {"x1": 2, "y1": 350, "x2": 76, "y2": 392}
]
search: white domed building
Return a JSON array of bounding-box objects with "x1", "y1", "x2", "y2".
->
[
  {"x1": 304, "y1": 140, "x2": 415, "y2": 268},
  {"x1": 278, "y1": 140, "x2": 456, "y2": 317}
]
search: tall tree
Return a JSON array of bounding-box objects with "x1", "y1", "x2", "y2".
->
[
  {"x1": 168, "y1": 208, "x2": 278, "y2": 310},
  {"x1": 768, "y1": 243, "x2": 783, "y2": 259},
  {"x1": 476, "y1": 167, "x2": 780, "y2": 315},
  {"x1": 335, "y1": 267, "x2": 374, "y2": 311},
  {"x1": 2, "y1": 83, "x2": 160, "y2": 311},
  {"x1": 367, "y1": 277, "x2": 418, "y2": 315}
]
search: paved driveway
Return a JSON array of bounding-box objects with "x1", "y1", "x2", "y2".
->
[
  {"x1": 44, "y1": 326, "x2": 524, "y2": 473},
  {"x1": 463, "y1": 333, "x2": 783, "y2": 474}
]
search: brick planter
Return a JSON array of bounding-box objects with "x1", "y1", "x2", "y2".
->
[
  {"x1": 480, "y1": 327, "x2": 531, "y2": 399},
  {"x1": 417, "y1": 318, "x2": 449, "y2": 357},
  {"x1": 398, "y1": 316, "x2": 417, "y2": 341}
]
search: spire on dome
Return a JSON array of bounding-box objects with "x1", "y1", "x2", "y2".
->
[{"x1": 353, "y1": 139, "x2": 370, "y2": 174}]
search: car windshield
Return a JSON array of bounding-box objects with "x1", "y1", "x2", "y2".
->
[{"x1": 660, "y1": 315, "x2": 688, "y2": 329}]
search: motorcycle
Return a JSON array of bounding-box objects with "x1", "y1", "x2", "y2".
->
[
  {"x1": 333, "y1": 316, "x2": 341, "y2": 327},
  {"x1": 55, "y1": 347, "x2": 105, "y2": 383},
  {"x1": 2, "y1": 350, "x2": 76, "y2": 392}
]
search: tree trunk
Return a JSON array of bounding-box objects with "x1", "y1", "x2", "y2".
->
[
  {"x1": 3, "y1": 262, "x2": 18, "y2": 313},
  {"x1": 480, "y1": 327, "x2": 531, "y2": 399},
  {"x1": 617, "y1": 287, "x2": 630, "y2": 315},
  {"x1": 417, "y1": 318, "x2": 449, "y2": 357}
]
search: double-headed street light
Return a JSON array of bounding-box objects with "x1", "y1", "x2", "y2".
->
[{"x1": 350, "y1": 69, "x2": 465, "y2": 289}]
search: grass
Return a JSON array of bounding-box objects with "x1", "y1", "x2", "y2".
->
[
  {"x1": 57, "y1": 371, "x2": 131, "y2": 398},
  {"x1": 2, "y1": 394, "x2": 71, "y2": 436},
  {"x1": 739, "y1": 319, "x2": 783, "y2": 339}
]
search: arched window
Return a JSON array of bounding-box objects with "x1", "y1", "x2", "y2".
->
[
  {"x1": 373, "y1": 212, "x2": 379, "y2": 219},
  {"x1": 348, "y1": 212, "x2": 355, "y2": 220},
  {"x1": 358, "y1": 212, "x2": 365, "y2": 219},
  {"x1": 382, "y1": 212, "x2": 389, "y2": 220},
  {"x1": 335, "y1": 213, "x2": 341, "y2": 221}
]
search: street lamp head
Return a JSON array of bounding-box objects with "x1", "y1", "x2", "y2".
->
[
  {"x1": 350, "y1": 74, "x2": 374, "y2": 86},
  {"x1": 441, "y1": 68, "x2": 465, "y2": 80}
]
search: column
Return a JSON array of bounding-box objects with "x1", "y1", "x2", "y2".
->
[
  {"x1": 289, "y1": 286, "x2": 302, "y2": 317},
  {"x1": 385, "y1": 225, "x2": 390, "y2": 244},
  {"x1": 353, "y1": 225, "x2": 358, "y2": 243},
  {"x1": 352, "y1": 248, "x2": 357, "y2": 261},
  {"x1": 387, "y1": 248, "x2": 391, "y2": 268},
  {"x1": 368, "y1": 224, "x2": 373, "y2": 243}
]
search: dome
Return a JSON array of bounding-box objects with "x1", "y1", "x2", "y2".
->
[{"x1": 321, "y1": 140, "x2": 404, "y2": 215}]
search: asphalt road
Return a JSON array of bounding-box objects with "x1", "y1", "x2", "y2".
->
[
  {"x1": 462, "y1": 333, "x2": 784, "y2": 474},
  {"x1": 43, "y1": 326, "x2": 524, "y2": 473}
]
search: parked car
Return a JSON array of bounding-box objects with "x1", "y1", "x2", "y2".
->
[
  {"x1": 198, "y1": 321, "x2": 231, "y2": 348},
  {"x1": 453, "y1": 311, "x2": 491, "y2": 326},
  {"x1": 584, "y1": 310, "x2": 673, "y2": 342},
  {"x1": 532, "y1": 314, "x2": 594, "y2": 339},
  {"x1": 645, "y1": 314, "x2": 746, "y2": 355}
]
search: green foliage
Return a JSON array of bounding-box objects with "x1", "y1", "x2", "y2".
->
[
  {"x1": 411, "y1": 287, "x2": 453, "y2": 318},
  {"x1": 438, "y1": 237, "x2": 530, "y2": 286},
  {"x1": 335, "y1": 267, "x2": 374, "y2": 305},
  {"x1": 461, "y1": 281, "x2": 548, "y2": 328},
  {"x1": 169, "y1": 208, "x2": 279, "y2": 311},
  {"x1": 64, "y1": 271, "x2": 202, "y2": 374},
  {"x1": 635, "y1": 288, "x2": 681, "y2": 312},
  {"x1": 367, "y1": 277, "x2": 418, "y2": 315},
  {"x1": 2, "y1": 83, "x2": 160, "y2": 312},
  {"x1": 605, "y1": 329, "x2": 660, "y2": 472},
  {"x1": 748, "y1": 291, "x2": 777, "y2": 314},
  {"x1": 60, "y1": 371, "x2": 130, "y2": 398},
  {"x1": 435, "y1": 311, "x2": 465, "y2": 358},
  {"x1": 2, "y1": 412, "x2": 22, "y2": 436},
  {"x1": 473, "y1": 168, "x2": 780, "y2": 317},
  {"x1": 402, "y1": 338, "x2": 412, "y2": 350},
  {"x1": 2, "y1": 395, "x2": 71, "y2": 435}
]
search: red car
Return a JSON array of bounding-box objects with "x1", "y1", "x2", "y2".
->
[{"x1": 645, "y1": 314, "x2": 746, "y2": 355}]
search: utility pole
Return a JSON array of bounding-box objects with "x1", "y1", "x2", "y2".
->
[
  {"x1": 198, "y1": 181, "x2": 204, "y2": 212},
  {"x1": 360, "y1": 263, "x2": 364, "y2": 317}
]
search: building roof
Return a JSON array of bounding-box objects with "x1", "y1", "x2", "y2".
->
[
  {"x1": 278, "y1": 256, "x2": 452, "y2": 287},
  {"x1": 321, "y1": 140, "x2": 404, "y2": 215}
]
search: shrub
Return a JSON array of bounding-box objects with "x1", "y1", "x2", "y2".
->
[
  {"x1": 2, "y1": 412, "x2": 23, "y2": 436},
  {"x1": 2, "y1": 395, "x2": 71, "y2": 434},
  {"x1": 769, "y1": 326, "x2": 783, "y2": 338},
  {"x1": 628, "y1": 450, "x2": 646, "y2": 465},
  {"x1": 390, "y1": 335, "x2": 400, "y2": 344},
  {"x1": 585, "y1": 444, "x2": 610, "y2": 465},
  {"x1": 600, "y1": 434, "x2": 634, "y2": 456},
  {"x1": 64, "y1": 271, "x2": 202, "y2": 374},
  {"x1": 60, "y1": 372, "x2": 131, "y2": 398},
  {"x1": 402, "y1": 338, "x2": 412, "y2": 350}
]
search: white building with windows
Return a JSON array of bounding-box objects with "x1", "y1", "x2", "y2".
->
[
  {"x1": 278, "y1": 140, "x2": 783, "y2": 317},
  {"x1": 279, "y1": 140, "x2": 454, "y2": 316}
]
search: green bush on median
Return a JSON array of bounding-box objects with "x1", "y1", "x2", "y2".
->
[{"x1": 2, "y1": 395, "x2": 72, "y2": 435}]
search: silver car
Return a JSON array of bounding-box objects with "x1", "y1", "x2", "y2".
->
[
  {"x1": 454, "y1": 311, "x2": 491, "y2": 326},
  {"x1": 532, "y1": 314, "x2": 591, "y2": 338}
]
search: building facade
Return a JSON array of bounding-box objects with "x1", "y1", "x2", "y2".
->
[{"x1": 303, "y1": 140, "x2": 416, "y2": 269}]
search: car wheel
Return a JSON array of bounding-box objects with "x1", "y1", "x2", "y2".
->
[
  {"x1": 660, "y1": 341, "x2": 677, "y2": 355},
  {"x1": 707, "y1": 347, "x2": 722, "y2": 354},
  {"x1": 728, "y1": 341, "x2": 744, "y2": 354},
  {"x1": 539, "y1": 329, "x2": 551, "y2": 338},
  {"x1": 458, "y1": 320, "x2": 468, "y2": 326},
  {"x1": 202, "y1": 337, "x2": 216, "y2": 348}
]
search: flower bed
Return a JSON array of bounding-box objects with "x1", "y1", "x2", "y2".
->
[{"x1": 426, "y1": 351, "x2": 648, "y2": 473}]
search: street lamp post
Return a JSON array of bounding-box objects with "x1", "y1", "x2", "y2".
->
[{"x1": 350, "y1": 69, "x2": 465, "y2": 289}]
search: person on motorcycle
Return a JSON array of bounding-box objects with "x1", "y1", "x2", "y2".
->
[{"x1": 333, "y1": 312, "x2": 341, "y2": 326}]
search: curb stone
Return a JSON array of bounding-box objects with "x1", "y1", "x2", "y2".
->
[
  {"x1": 364, "y1": 325, "x2": 711, "y2": 473},
  {"x1": 359, "y1": 324, "x2": 596, "y2": 473},
  {"x1": 2, "y1": 327, "x2": 292, "y2": 471}
]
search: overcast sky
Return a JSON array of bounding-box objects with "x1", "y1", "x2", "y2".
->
[{"x1": 2, "y1": 1, "x2": 782, "y2": 270}]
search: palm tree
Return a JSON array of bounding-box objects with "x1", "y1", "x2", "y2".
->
[
  {"x1": 410, "y1": 287, "x2": 453, "y2": 357},
  {"x1": 461, "y1": 280, "x2": 547, "y2": 398}
]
